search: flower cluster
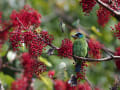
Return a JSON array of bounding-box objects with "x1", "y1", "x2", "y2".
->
[
  {"x1": 112, "y1": 22, "x2": 120, "y2": 39},
  {"x1": 57, "y1": 39, "x2": 73, "y2": 58},
  {"x1": 80, "y1": 0, "x2": 96, "y2": 14},
  {"x1": 23, "y1": 31, "x2": 36, "y2": 46},
  {"x1": 11, "y1": 77, "x2": 28, "y2": 90},
  {"x1": 88, "y1": 39, "x2": 103, "y2": 59},
  {"x1": 21, "y1": 53, "x2": 46, "y2": 80},
  {"x1": 40, "y1": 31, "x2": 54, "y2": 44},
  {"x1": 115, "y1": 47, "x2": 120, "y2": 70},
  {"x1": 76, "y1": 61, "x2": 88, "y2": 81},
  {"x1": 29, "y1": 37, "x2": 45, "y2": 56},
  {"x1": 9, "y1": 29, "x2": 54, "y2": 56},
  {"x1": 54, "y1": 80, "x2": 92, "y2": 90},
  {"x1": 9, "y1": 31, "x2": 22, "y2": 50},
  {"x1": 10, "y1": 5, "x2": 41, "y2": 29},
  {"x1": 97, "y1": 6, "x2": 111, "y2": 27}
]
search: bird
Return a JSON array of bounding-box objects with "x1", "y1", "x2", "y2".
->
[{"x1": 68, "y1": 32, "x2": 88, "y2": 86}]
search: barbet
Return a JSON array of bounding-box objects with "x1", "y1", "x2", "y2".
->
[{"x1": 68, "y1": 32, "x2": 88, "y2": 86}]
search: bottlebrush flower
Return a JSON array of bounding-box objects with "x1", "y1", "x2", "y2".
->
[
  {"x1": 97, "y1": 6, "x2": 111, "y2": 27},
  {"x1": 54, "y1": 80, "x2": 66, "y2": 90},
  {"x1": 115, "y1": 47, "x2": 120, "y2": 70},
  {"x1": 88, "y1": 38, "x2": 103, "y2": 59},
  {"x1": 112, "y1": 22, "x2": 120, "y2": 39},
  {"x1": 11, "y1": 77, "x2": 28, "y2": 90},
  {"x1": 10, "y1": 5, "x2": 41, "y2": 29},
  {"x1": 48, "y1": 70, "x2": 55, "y2": 79},
  {"x1": 80, "y1": 0, "x2": 96, "y2": 14},
  {"x1": 57, "y1": 39, "x2": 73, "y2": 58}
]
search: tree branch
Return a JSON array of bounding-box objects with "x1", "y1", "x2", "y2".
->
[{"x1": 96, "y1": 0, "x2": 120, "y2": 15}]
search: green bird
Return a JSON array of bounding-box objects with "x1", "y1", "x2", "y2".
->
[{"x1": 68, "y1": 32, "x2": 88, "y2": 86}]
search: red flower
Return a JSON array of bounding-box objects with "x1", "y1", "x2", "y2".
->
[
  {"x1": 112, "y1": 22, "x2": 120, "y2": 39},
  {"x1": 80, "y1": 0, "x2": 96, "y2": 14},
  {"x1": 115, "y1": 47, "x2": 120, "y2": 70},
  {"x1": 21, "y1": 53, "x2": 46, "y2": 80},
  {"x1": 88, "y1": 39, "x2": 103, "y2": 59},
  {"x1": 54, "y1": 80, "x2": 66, "y2": 90},
  {"x1": 9, "y1": 31, "x2": 22, "y2": 50},
  {"x1": 78, "y1": 82, "x2": 91, "y2": 90},
  {"x1": 23, "y1": 31, "x2": 36, "y2": 46},
  {"x1": 29, "y1": 38, "x2": 45, "y2": 56},
  {"x1": 97, "y1": 6, "x2": 111, "y2": 27},
  {"x1": 40, "y1": 31, "x2": 54, "y2": 44},
  {"x1": 11, "y1": 77, "x2": 28, "y2": 90},
  {"x1": 48, "y1": 70, "x2": 55, "y2": 79},
  {"x1": 57, "y1": 39, "x2": 73, "y2": 58},
  {"x1": 10, "y1": 5, "x2": 41, "y2": 29}
]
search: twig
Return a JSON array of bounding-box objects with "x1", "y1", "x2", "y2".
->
[
  {"x1": 16, "y1": 17, "x2": 26, "y2": 30},
  {"x1": 2, "y1": 63, "x2": 22, "y2": 72}
]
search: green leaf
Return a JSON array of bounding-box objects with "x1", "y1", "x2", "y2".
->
[
  {"x1": 0, "y1": 72, "x2": 14, "y2": 89},
  {"x1": 39, "y1": 74, "x2": 53, "y2": 90},
  {"x1": 38, "y1": 56, "x2": 52, "y2": 67}
]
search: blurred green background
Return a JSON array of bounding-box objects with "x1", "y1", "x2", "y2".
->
[{"x1": 0, "y1": 0, "x2": 120, "y2": 90}]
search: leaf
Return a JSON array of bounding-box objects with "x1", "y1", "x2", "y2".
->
[
  {"x1": 38, "y1": 56, "x2": 52, "y2": 67},
  {"x1": 0, "y1": 72, "x2": 14, "y2": 89},
  {"x1": 0, "y1": 43, "x2": 9, "y2": 57},
  {"x1": 39, "y1": 74, "x2": 53, "y2": 90},
  {"x1": 91, "y1": 26, "x2": 102, "y2": 37}
]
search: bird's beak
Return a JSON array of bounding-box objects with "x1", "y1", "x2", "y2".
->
[{"x1": 72, "y1": 35, "x2": 77, "y2": 39}]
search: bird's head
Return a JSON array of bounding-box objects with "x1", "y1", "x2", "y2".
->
[{"x1": 72, "y1": 32, "x2": 84, "y2": 39}]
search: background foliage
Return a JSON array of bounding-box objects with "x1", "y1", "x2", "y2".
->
[{"x1": 0, "y1": 0, "x2": 120, "y2": 90}]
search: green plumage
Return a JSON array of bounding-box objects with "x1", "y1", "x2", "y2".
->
[
  {"x1": 73, "y1": 36, "x2": 88, "y2": 72},
  {"x1": 68, "y1": 33, "x2": 88, "y2": 86}
]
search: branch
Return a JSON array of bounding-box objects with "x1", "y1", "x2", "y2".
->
[
  {"x1": 74, "y1": 55, "x2": 120, "y2": 62},
  {"x1": 2, "y1": 63, "x2": 22, "y2": 72},
  {"x1": 95, "y1": 0, "x2": 120, "y2": 21},
  {"x1": 96, "y1": 0, "x2": 120, "y2": 15}
]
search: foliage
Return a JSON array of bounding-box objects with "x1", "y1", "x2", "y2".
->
[{"x1": 0, "y1": 0, "x2": 120, "y2": 90}]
